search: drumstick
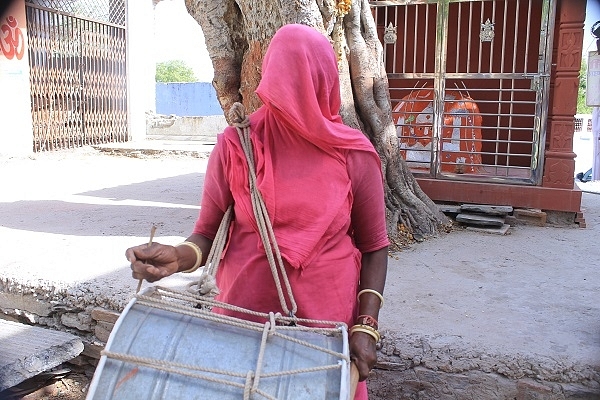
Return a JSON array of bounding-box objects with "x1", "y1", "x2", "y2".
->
[
  {"x1": 350, "y1": 362, "x2": 359, "y2": 399},
  {"x1": 136, "y1": 225, "x2": 157, "y2": 293}
]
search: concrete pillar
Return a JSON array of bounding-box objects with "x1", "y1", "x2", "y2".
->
[
  {"x1": 0, "y1": 0, "x2": 33, "y2": 156},
  {"x1": 126, "y1": 0, "x2": 156, "y2": 142},
  {"x1": 543, "y1": 0, "x2": 587, "y2": 189}
]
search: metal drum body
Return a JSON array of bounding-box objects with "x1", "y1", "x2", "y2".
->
[{"x1": 87, "y1": 287, "x2": 351, "y2": 400}]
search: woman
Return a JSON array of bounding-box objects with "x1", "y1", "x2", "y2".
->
[{"x1": 127, "y1": 23, "x2": 389, "y2": 399}]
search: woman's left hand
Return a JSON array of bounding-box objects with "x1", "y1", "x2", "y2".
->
[{"x1": 349, "y1": 331, "x2": 378, "y2": 381}]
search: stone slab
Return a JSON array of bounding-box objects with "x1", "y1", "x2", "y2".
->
[
  {"x1": 438, "y1": 204, "x2": 462, "y2": 214},
  {"x1": 0, "y1": 292, "x2": 52, "y2": 317},
  {"x1": 513, "y1": 208, "x2": 547, "y2": 226},
  {"x1": 461, "y1": 204, "x2": 513, "y2": 215},
  {"x1": 0, "y1": 320, "x2": 84, "y2": 391},
  {"x1": 91, "y1": 308, "x2": 120, "y2": 324},
  {"x1": 466, "y1": 223, "x2": 511, "y2": 235},
  {"x1": 455, "y1": 212, "x2": 506, "y2": 227}
]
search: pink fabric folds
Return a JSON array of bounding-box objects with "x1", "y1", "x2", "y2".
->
[{"x1": 222, "y1": 24, "x2": 382, "y2": 269}]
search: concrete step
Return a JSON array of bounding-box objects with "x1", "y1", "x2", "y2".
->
[{"x1": 0, "y1": 320, "x2": 84, "y2": 391}]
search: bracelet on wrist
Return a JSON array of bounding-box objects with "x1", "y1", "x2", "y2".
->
[
  {"x1": 176, "y1": 241, "x2": 202, "y2": 273},
  {"x1": 357, "y1": 289, "x2": 384, "y2": 309},
  {"x1": 350, "y1": 324, "x2": 381, "y2": 343},
  {"x1": 356, "y1": 314, "x2": 378, "y2": 330}
]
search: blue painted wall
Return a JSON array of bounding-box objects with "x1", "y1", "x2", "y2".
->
[{"x1": 156, "y1": 82, "x2": 222, "y2": 116}]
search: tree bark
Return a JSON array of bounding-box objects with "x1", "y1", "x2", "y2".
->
[{"x1": 183, "y1": 0, "x2": 450, "y2": 243}]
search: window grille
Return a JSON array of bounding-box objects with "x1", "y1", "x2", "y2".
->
[{"x1": 26, "y1": 0, "x2": 125, "y2": 27}]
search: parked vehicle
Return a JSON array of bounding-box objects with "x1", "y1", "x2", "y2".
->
[{"x1": 576, "y1": 168, "x2": 593, "y2": 183}]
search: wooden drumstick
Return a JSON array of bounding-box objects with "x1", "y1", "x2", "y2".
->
[
  {"x1": 136, "y1": 225, "x2": 157, "y2": 293},
  {"x1": 350, "y1": 362, "x2": 359, "y2": 399}
]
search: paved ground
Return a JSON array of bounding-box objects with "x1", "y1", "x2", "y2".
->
[{"x1": 0, "y1": 142, "x2": 599, "y2": 398}]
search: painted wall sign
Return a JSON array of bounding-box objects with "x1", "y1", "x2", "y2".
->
[
  {"x1": 0, "y1": 0, "x2": 34, "y2": 156},
  {"x1": 0, "y1": 15, "x2": 25, "y2": 60}
]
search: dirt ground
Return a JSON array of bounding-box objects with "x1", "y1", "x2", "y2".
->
[
  {"x1": 0, "y1": 369, "x2": 89, "y2": 400},
  {"x1": 0, "y1": 148, "x2": 422, "y2": 400},
  {"x1": 1, "y1": 146, "x2": 598, "y2": 399},
  {"x1": 0, "y1": 148, "x2": 207, "y2": 400}
]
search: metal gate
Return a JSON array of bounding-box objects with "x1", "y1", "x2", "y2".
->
[
  {"x1": 371, "y1": 0, "x2": 556, "y2": 185},
  {"x1": 26, "y1": 0, "x2": 127, "y2": 152}
]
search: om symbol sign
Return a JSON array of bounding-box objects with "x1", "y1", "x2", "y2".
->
[{"x1": 0, "y1": 16, "x2": 25, "y2": 60}]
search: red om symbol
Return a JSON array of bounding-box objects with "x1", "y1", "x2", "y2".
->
[{"x1": 0, "y1": 16, "x2": 25, "y2": 60}]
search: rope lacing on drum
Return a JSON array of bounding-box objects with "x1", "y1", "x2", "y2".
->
[{"x1": 104, "y1": 286, "x2": 348, "y2": 399}]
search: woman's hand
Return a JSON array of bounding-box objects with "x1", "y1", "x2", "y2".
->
[
  {"x1": 125, "y1": 243, "x2": 180, "y2": 282},
  {"x1": 349, "y1": 331, "x2": 378, "y2": 381}
]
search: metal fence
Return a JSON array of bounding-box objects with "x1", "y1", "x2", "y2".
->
[
  {"x1": 574, "y1": 114, "x2": 593, "y2": 133},
  {"x1": 371, "y1": 0, "x2": 555, "y2": 185},
  {"x1": 26, "y1": 1, "x2": 127, "y2": 151}
]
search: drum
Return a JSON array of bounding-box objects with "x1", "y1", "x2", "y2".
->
[{"x1": 86, "y1": 286, "x2": 351, "y2": 400}]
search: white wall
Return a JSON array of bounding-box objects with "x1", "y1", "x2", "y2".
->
[
  {"x1": 0, "y1": 0, "x2": 33, "y2": 156},
  {"x1": 126, "y1": 0, "x2": 156, "y2": 142}
]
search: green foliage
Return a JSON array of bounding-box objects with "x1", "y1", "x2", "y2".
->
[
  {"x1": 156, "y1": 60, "x2": 197, "y2": 83},
  {"x1": 578, "y1": 58, "x2": 592, "y2": 114}
]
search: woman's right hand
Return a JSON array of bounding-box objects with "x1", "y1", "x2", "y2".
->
[{"x1": 126, "y1": 243, "x2": 180, "y2": 282}]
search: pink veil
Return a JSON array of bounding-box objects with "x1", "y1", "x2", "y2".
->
[{"x1": 222, "y1": 24, "x2": 382, "y2": 268}]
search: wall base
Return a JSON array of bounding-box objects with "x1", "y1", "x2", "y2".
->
[{"x1": 416, "y1": 178, "x2": 583, "y2": 213}]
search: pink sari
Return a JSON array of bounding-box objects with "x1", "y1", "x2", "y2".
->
[{"x1": 194, "y1": 24, "x2": 389, "y2": 399}]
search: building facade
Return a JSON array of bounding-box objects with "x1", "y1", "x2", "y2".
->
[
  {"x1": 372, "y1": 0, "x2": 586, "y2": 219},
  {"x1": 0, "y1": 0, "x2": 587, "y2": 219},
  {"x1": 0, "y1": 0, "x2": 154, "y2": 155}
]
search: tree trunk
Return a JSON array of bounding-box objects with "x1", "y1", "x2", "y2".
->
[{"x1": 183, "y1": 0, "x2": 450, "y2": 244}]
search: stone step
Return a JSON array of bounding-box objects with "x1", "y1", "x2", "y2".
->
[
  {"x1": 460, "y1": 204, "x2": 513, "y2": 215},
  {"x1": 466, "y1": 223, "x2": 511, "y2": 235},
  {"x1": 0, "y1": 319, "x2": 84, "y2": 391},
  {"x1": 456, "y1": 212, "x2": 506, "y2": 227}
]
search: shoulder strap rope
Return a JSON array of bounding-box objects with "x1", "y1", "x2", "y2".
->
[
  {"x1": 196, "y1": 103, "x2": 298, "y2": 318},
  {"x1": 194, "y1": 205, "x2": 233, "y2": 298}
]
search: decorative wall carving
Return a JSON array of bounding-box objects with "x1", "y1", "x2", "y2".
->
[
  {"x1": 548, "y1": 120, "x2": 574, "y2": 151},
  {"x1": 543, "y1": 158, "x2": 575, "y2": 188},
  {"x1": 557, "y1": 29, "x2": 584, "y2": 70},
  {"x1": 551, "y1": 77, "x2": 579, "y2": 116}
]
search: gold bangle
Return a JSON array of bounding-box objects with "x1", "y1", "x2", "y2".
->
[
  {"x1": 350, "y1": 324, "x2": 381, "y2": 343},
  {"x1": 357, "y1": 289, "x2": 384, "y2": 309},
  {"x1": 176, "y1": 241, "x2": 202, "y2": 273},
  {"x1": 351, "y1": 323, "x2": 380, "y2": 338}
]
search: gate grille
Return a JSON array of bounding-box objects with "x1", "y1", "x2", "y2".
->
[
  {"x1": 372, "y1": 0, "x2": 553, "y2": 185},
  {"x1": 26, "y1": 0, "x2": 125, "y2": 26},
  {"x1": 26, "y1": 2, "x2": 127, "y2": 152}
]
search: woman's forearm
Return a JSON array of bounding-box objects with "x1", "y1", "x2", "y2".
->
[{"x1": 358, "y1": 246, "x2": 388, "y2": 320}]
